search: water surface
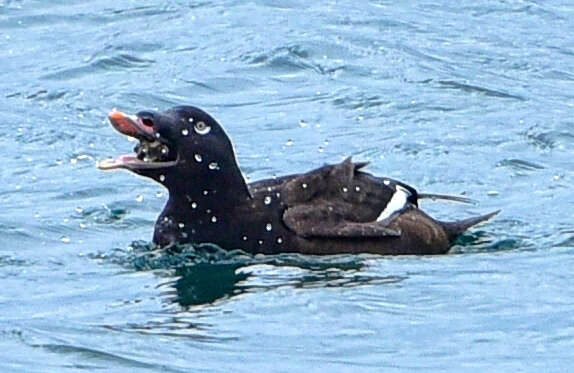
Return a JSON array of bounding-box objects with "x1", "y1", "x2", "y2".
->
[{"x1": 1, "y1": 0, "x2": 573, "y2": 371}]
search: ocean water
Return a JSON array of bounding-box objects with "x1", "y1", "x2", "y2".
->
[{"x1": 1, "y1": 0, "x2": 573, "y2": 371}]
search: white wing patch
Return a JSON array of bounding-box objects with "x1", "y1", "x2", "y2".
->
[{"x1": 376, "y1": 185, "x2": 411, "y2": 221}]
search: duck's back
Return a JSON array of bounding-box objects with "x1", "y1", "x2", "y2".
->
[{"x1": 237, "y1": 158, "x2": 451, "y2": 255}]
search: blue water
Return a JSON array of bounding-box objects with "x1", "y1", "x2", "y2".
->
[{"x1": 1, "y1": 0, "x2": 574, "y2": 371}]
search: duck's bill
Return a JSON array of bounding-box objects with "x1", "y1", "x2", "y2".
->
[
  {"x1": 97, "y1": 155, "x2": 178, "y2": 170},
  {"x1": 98, "y1": 110, "x2": 177, "y2": 171},
  {"x1": 108, "y1": 110, "x2": 155, "y2": 139}
]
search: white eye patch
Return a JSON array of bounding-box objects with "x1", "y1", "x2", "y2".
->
[{"x1": 194, "y1": 121, "x2": 211, "y2": 135}]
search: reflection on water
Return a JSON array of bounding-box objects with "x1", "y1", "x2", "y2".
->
[
  {"x1": 123, "y1": 241, "x2": 376, "y2": 306},
  {"x1": 109, "y1": 236, "x2": 512, "y2": 308},
  {"x1": 172, "y1": 263, "x2": 250, "y2": 306}
]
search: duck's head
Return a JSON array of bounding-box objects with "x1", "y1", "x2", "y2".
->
[{"x1": 98, "y1": 106, "x2": 249, "y2": 199}]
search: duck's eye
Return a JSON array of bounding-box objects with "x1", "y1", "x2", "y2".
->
[{"x1": 194, "y1": 121, "x2": 211, "y2": 135}]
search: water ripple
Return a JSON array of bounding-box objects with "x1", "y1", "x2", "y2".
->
[
  {"x1": 437, "y1": 80, "x2": 526, "y2": 101},
  {"x1": 522, "y1": 124, "x2": 574, "y2": 151},
  {"x1": 35, "y1": 343, "x2": 187, "y2": 373},
  {"x1": 496, "y1": 158, "x2": 545, "y2": 172},
  {"x1": 42, "y1": 54, "x2": 154, "y2": 81},
  {"x1": 242, "y1": 42, "x2": 355, "y2": 78}
]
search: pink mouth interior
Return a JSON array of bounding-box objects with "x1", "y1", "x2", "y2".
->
[{"x1": 99, "y1": 110, "x2": 177, "y2": 171}]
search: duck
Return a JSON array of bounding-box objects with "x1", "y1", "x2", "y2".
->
[{"x1": 98, "y1": 105, "x2": 498, "y2": 255}]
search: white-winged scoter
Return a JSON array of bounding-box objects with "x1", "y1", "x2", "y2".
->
[{"x1": 98, "y1": 106, "x2": 498, "y2": 255}]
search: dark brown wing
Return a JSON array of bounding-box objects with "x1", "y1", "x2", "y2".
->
[
  {"x1": 281, "y1": 157, "x2": 394, "y2": 218},
  {"x1": 282, "y1": 203, "x2": 400, "y2": 238},
  {"x1": 280, "y1": 158, "x2": 404, "y2": 239}
]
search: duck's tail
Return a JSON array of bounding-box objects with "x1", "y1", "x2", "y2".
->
[
  {"x1": 418, "y1": 193, "x2": 477, "y2": 205},
  {"x1": 440, "y1": 210, "x2": 501, "y2": 241}
]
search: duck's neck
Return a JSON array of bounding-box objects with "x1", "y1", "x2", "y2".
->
[
  {"x1": 154, "y1": 166, "x2": 250, "y2": 246},
  {"x1": 164, "y1": 165, "x2": 251, "y2": 213}
]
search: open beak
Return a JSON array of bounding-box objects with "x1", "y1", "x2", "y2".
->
[{"x1": 98, "y1": 110, "x2": 178, "y2": 171}]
